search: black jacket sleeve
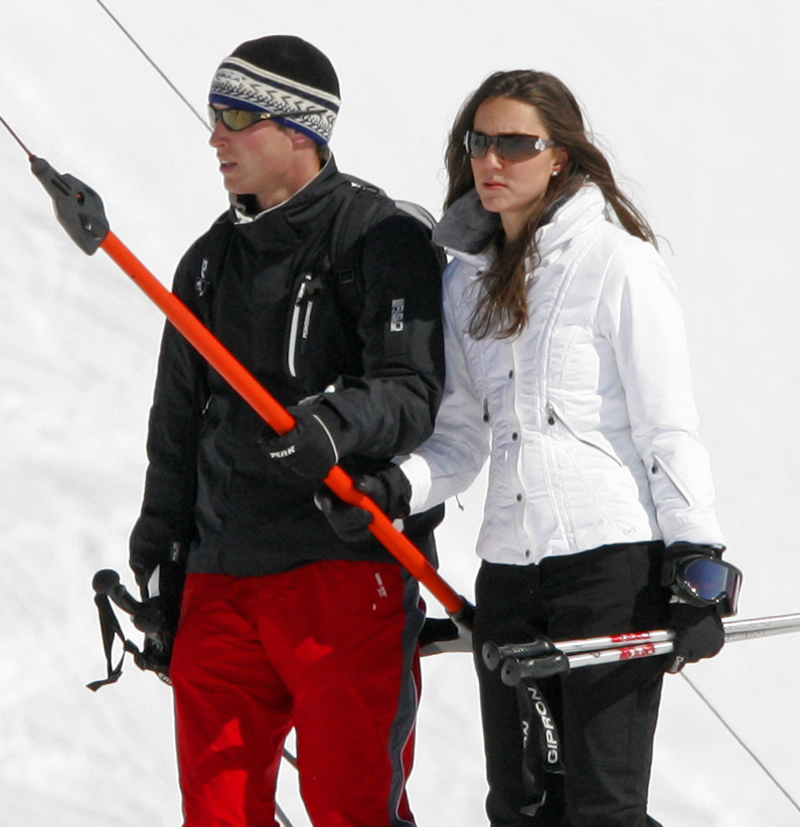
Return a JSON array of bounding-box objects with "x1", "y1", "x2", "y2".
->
[
  {"x1": 128, "y1": 239, "x2": 209, "y2": 590},
  {"x1": 319, "y1": 213, "x2": 445, "y2": 460}
]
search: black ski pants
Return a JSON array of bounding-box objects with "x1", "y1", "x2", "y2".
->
[{"x1": 472, "y1": 542, "x2": 668, "y2": 827}]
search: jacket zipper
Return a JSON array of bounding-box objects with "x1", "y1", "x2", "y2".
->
[
  {"x1": 546, "y1": 402, "x2": 623, "y2": 467},
  {"x1": 287, "y1": 274, "x2": 315, "y2": 378},
  {"x1": 649, "y1": 455, "x2": 692, "y2": 507}
]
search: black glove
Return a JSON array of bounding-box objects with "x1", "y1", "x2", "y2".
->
[
  {"x1": 666, "y1": 602, "x2": 725, "y2": 674},
  {"x1": 260, "y1": 399, "x2": 344, "y2": 480},
  {"x1": 315, "y1": 463, "x2": 412, "y2": 543},
  {"x1": 662, "y1": 541, "x2": 727, "y2": 673}
]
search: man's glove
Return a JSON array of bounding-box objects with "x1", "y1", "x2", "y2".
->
[
  {"x1": 260, "y1": 399, "x2": 344, "y2": 480},
  {"x1": 666, "y1": 603, "x2": 724, "y2": 673},
  {"x1": 127, "y1": 594, "x2": 174, "y2": 681},
  {"x1": 315, "y1": 463, "x2": 411, "y2": 543}
]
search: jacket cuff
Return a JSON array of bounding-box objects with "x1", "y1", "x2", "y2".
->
[{"x1": 399, "y1": 453, "x2": 433, "y2": 514}]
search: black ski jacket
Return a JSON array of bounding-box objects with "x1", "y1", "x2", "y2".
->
[{"x1": 130, "y1": 159, "x2": 445, "y2": 583}]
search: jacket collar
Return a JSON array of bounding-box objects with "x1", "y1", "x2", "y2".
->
[
  {"x1": 229, "y1": 156, "x2": 346, "y2": 254},
  {"x1": 434, "y1": 183, "x2": 609, "y2": 269},
  {"x1": 535, "y1": 183, "x2": 608, "y2": 258},
  {"x1": 433, "y1": 188, "x2": 500, "y2": 261}
]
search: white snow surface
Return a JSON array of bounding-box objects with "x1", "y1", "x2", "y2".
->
[{"x1": 1, "y1": 2, "x2": 800, "y2": 825}]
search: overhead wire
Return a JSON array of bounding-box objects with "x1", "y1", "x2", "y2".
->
[
  {"x1": 92, "y1": 0, "x2": 210, "y2": 133},
  {"x1": 681, "y1": 672, "x2": 800, "y2": 815},
  {"x1": 81, "y1": 0, "x2": 800, "y2": 820},
  {"x1": 0, "y1": 113, "x2": 33, "y2": 156}
]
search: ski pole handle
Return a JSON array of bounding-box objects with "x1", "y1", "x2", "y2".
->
[
  {"x1": 92, "y1": 568, "x2": 144, "y2": 617},
  {"x1": 501, "y1": 640, "x2": 676, "y2": 685},
  {"x1": 483, "y1": 629, "x2": 675, "y2": 671},
  {"x1": 494, "y1": 613, "x2": 800, "y2": 685}
]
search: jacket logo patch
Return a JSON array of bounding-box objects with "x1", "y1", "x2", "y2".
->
[
  {"x1": 390, "y1": 298, "x2": 405, "y2": 332},
  {"x1": 195, "y1": 258, "x2": 210, "y2": 296}
]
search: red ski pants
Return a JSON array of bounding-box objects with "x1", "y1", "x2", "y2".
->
[{"x1": 170, "y1": 561, "x2": 424, "y2": 827}]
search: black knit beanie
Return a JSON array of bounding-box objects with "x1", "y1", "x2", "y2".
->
[{"x1": 209, "y1": 35, "x2": 340, "y2": 145}]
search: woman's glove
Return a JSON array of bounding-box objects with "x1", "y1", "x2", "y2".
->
[
  {"x1": 662, "y1": 541, "x2": 728, "y2": 673},
  {"x1": 315, "y1": 463, "x2": 412, "y2": 543},
  {"x1": 665, "y1": 602, "x2": 725, "y2": 673}
]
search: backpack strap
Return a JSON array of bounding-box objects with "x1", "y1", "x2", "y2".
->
[
  {"x1": 326, "y1": 175, "x2": 445, "y2": 321},
  {"x1": 326, "y1": 177, "x2": 397, "y2": 317},
  {"x1": 329, "y1": 176, "x2": 396, "y2": 262},
  {"x1": 192, "y1": 179, "x2": 444, "y2": 326},
  {"x1": 192, "y1": 212, "x2": 235, "y2": 312}
]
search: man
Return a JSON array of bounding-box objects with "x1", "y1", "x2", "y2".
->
[{"x1": 129, "y1": 35, "x2": 445, "y2": 827}]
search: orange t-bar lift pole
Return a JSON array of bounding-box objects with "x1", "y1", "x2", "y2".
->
[{"x1": 24, "y1": 149, "x2": 466, "y2": 617}]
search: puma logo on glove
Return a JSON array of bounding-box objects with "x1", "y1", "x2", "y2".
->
[{"x1": 260, "y1": 402, "x2": 342, "y2": 480}]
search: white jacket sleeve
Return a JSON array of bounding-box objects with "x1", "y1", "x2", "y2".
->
[
  {"x1": 598, "y1": 241, "x2": 724, "y2": 546},
  {"x1": 401, "y1": 265, "x2": 490, "y2": 513}
]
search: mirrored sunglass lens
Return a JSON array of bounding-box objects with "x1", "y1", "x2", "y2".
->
[
  {"x1": 223, "y1": 110, "x2": 257, "y2": 130},
  {"x1": 208, "y1": 108, "x2": 263, "y2": 131}
]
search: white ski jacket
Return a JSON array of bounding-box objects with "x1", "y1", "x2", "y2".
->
[{"x1": 402, "y1": 184, "x2": 723, "y2": 565}]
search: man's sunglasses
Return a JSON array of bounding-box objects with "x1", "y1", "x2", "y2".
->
[
  {"x1": 465, "y1": 130, "x2": 557, "y2": 162},
  {"x1": 207, "y1": 106, "x2": 327, "y2": 132}
]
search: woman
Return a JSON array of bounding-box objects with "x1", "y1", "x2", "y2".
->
[{"x1": 321, "y1": 70, "x2": 738, "y2": 827}]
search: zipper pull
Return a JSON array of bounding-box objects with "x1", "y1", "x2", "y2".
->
[
  {"x1": 547, "y1": 403, "x2": 556, "y2": 426},
  {"x1": 295, "y1": 277, "x2": 310, "y2": 305},
  {"x1": 295, "y1": 274, "x2": 324, "y2": 305}
]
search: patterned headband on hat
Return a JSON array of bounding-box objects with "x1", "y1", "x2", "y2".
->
[{"x1": 209, "y1": 55, "x2": 340, "y2": 145}]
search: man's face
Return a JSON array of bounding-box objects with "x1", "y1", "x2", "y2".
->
[{"x1": 209, "y1": 107, "x2": 305, "y2": 210}]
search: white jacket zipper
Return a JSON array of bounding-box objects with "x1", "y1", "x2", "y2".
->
[
  {"x1": 287, "y1": 275, "x2": 314, "y2": 378},
  {"x1": 546, "y1": 402, "x2": 623, "y2": 467}
]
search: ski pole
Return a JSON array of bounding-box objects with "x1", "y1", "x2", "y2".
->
[
  {"x1": 4, "y1": 127, "x2": 467, "y2": 617},
  {"x1": 490, "y1": 613, "x2": 800, "y2": 685},
  {"x1": 485, "y1": 612, "x2": 800, "y2": 666}
]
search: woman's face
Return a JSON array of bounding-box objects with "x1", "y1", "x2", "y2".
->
[{"x1": 470, "y1": 97, "x2": 565, "y2": 241}]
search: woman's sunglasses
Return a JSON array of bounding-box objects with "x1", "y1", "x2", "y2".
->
[
  {"x1": 465, "y1": 129, "x2": 556, "y2": 162},
  {"x1": 207, "y1": 106, "x2": 327, "y2": 132}
]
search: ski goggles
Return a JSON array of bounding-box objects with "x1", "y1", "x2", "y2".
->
[
  {"x1": 464, "y1": 130, "x2": 557, "y2": 162},
  {"x1": 207, "y1": 106, "x2": 328, "y2": 132},
  {"x1": 666, "y1": 554, "x2": 743, "y2": 616}
]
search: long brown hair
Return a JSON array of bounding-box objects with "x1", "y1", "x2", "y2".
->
[{"x1": 445, "y1": 70, "x2": 656, "y2": 339}]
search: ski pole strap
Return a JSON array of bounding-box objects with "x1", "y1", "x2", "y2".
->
[
  {"x1": 86, "y1": 592, "x2": 140, "y2": 692},
  {"x1": 516, "y1": 679, "x2": 564, "y2": 817}
]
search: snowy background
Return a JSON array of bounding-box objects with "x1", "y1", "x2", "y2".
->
[{"x1": 2, "y1": 1, "x2": 800, "y2": 825}]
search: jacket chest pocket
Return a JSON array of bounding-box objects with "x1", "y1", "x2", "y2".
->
[
  {"x1": 284, "y1": 270, "x2": 361, "y2": 391},
  {"x1": 286, "y1": 272, "x2": 322, "y2": 379}
]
